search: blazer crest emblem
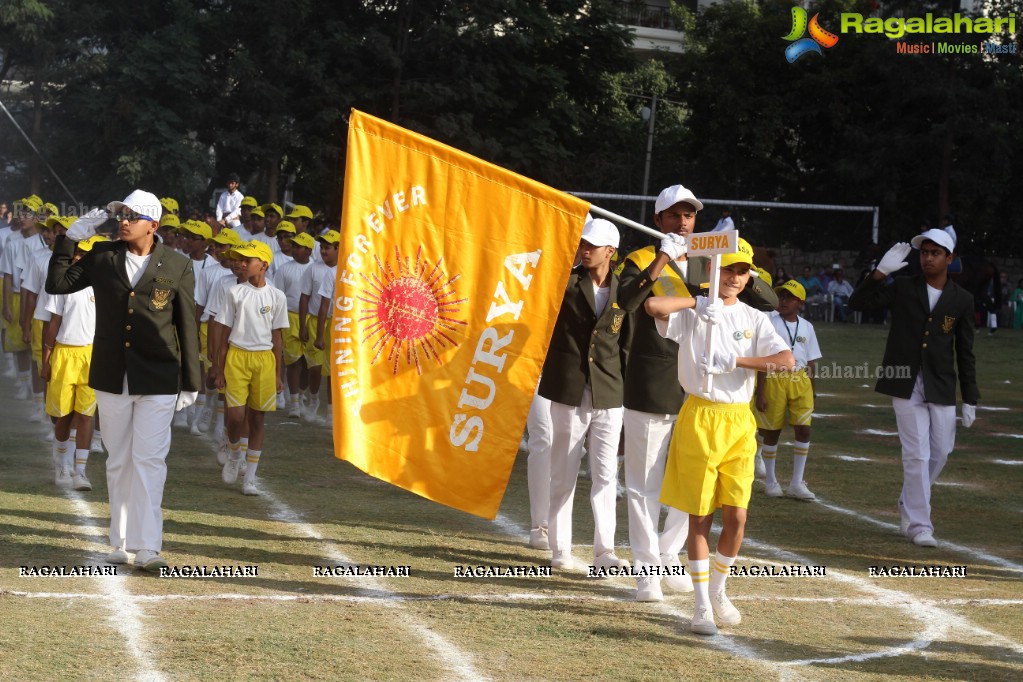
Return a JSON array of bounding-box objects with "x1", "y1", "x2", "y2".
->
[
  {"x1": 151, "y1": 287, "x2": 172, "y2": 310},
  {"x1": 941, "y1": 316, "x2": 956, "y2": 333}
]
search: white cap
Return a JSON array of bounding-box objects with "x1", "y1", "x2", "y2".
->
[
  {"x1": 911, "y1": 228, "x2": 955, "y2": 254},
  {"x1": 581, "y1": 218, "x2": 619, "y2": 248},
  {"x1": 107, "y1": 189, "x2": 163, "y2": 222},
  {"x1": 654, "y1": 184, "x2": 704, "y2": 213}
]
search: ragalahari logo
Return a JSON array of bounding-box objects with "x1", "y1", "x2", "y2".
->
[{"x1": 783, "y1": 6, "x2": 839, "y2": 62}]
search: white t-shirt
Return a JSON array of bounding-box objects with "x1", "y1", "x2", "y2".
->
[
  {"x1": 926, "y1": 284, "x2": 942, "y2": 312},
  {"x1": 269, "y1": 251, "x2": 293, "y2": 277},
  {"x1": 657, "y1": 296, "x2": 789, "y2": 403},
  {"x1": 0, "y1": 226, "x2": 11, "y2": 258},
  {"x1": 592, "y1": 282, "x2": 610, "y2": 317},
  {"x1": 301, "y1": 262, "x2": 335, "y2": 318},
  {"x1": 251, "y1": 231, "x2": 279, "y2": 253},
  {"x1": 124, "y1": 252, "x2": 151, "y2": 287},
  {"x1": 0, "y1": 231, "x2": 24, "y2": 280},
  {"x1": 197, "y1": 266, "x2": 236, "y2": 321},
  {"x1": 190, "y1": 254, "x2": 215, "y2": 282},
  {"x1": 46, "y1": 288, "x2": 97, "y2": 346},
  {"x1": 769, "y1": 312, "x2": 821, "y2": 371},
  {"x1": 316, "y1": 267, "x2": 336, "y2": 306},
  {"x1": 218, "y1": 282, "x2": 289, "y2": 351},
  {"x1": 711, "y1": 216, "x2": 735, "y2": 233},
  {"x1": 275, "y1": 259, "x2": 311, "y2": 312},
  {"x1": 22, "y1": 247, "x2": 53, "y2": 322}
]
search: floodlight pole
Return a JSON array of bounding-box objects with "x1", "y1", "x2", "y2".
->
[{"x1": 639, "y1": 94, "x2": 657, "y2": 223}]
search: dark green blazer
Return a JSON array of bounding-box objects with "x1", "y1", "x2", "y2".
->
[
  {"x1": 538, "y1": 266, "x2": 626, "y2": 410},
  {"x1": 46, "y1": 234, "x2": 202, "y2": 395},
  {"x1": 849, "y1": 273, "x2": 978, "y2": 406},
  {"x1": 617, "y1": 249, "x2": 779, "y2": 414}
]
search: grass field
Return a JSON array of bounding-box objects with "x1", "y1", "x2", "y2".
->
[{"x1": 1, "y1": 322, "x2": 1021, "y2": 681}]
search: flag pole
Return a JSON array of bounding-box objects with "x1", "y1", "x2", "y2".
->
[{"x1": 588, "y1": 204, "x2": 664, "y2": 240}]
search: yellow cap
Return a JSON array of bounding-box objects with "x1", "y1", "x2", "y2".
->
[
  {"x1": 274, "y1": 220, "x2": 296, "y2": 234},
  {"x1": 250, "y1": 206, "x2": 265, "y2": 218},
  {"x1": 43, "y1": 202, "x2": 60, "y2": 217},
  {"x1": 241, "y1": 195, "x2": 259, "y2": 208},
  {"x1": 753, "y1": 266, "x2": 773, "y2": 287},
  {"x1": 317, "y1": 229, "x2": 341, "y2": 245},
  {"x1": 160, "y1": 214, "x2": 181, "y2": 229},
  {"x1": 77, "y1": 235, "x2": 110, "y2": 252},
  {"x1": 211, "y1": 227, "x2": 243, "y2": 246},
  {"x1": 720, "y1": 238, "x2": 754, "y2": 268},
  {"x1": 160, "y1": 197, "x2": 179, "y2": 212},
  {"x1": 260, "y1": 202, "x2": 283, "y2": 217},
  {"x1": 229, "y1": 240, "x2": 273, "y2": 265},
  {"x1": 178, "y1": 219, "x2": 212, "y2": 240},
  {"x1": 290, "y1": 232, "x2": 316, "y2": 249},
  {"x1": 775, "y1": 279, "x2": 806, "y2": 301},
  {"x1": 18, "y1": 196, "x2": 43, "y2": 213},
  {"x1": 286, "y1": 204, "x2": 313, "y2": 220}
]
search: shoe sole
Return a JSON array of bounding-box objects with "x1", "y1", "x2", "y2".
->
[
  {"x1": 690, "y1": 622, "x2": 718, "y2": 636},
  {"x1": 73, "y1": 484, "x2": 92, "y2": 491},
  {"x1": 138, "y1": 558, "x2": 169, "y2": 572},
  {"x1": 786, "y1": 493, "x2": 816, "y2": 501}
]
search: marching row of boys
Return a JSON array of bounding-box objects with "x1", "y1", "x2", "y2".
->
[{"x1": 0, "y1": 191, "x2": 339, "y2": 498}]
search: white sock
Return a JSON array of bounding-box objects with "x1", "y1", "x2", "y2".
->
[
  {"x1": 18, "y1": 371, "x2": 31, "y2": 394},
  {"x1": 34, "y1": 391, "x2": 45, "y2": 409},
  {"x1": 245, "y1": 449, "x2": 261, "y2": 484},
  {"x1": 93, "y1": 429, "x2": 103, "y2": 446},
  {"x1": 215, "y1": 405, "x2": 225, "y2": 433},
  {"x1": 763, "y1": 444, "x2": 779, "y2": 484},
  {"x1": 792, "y1": 441, "x2": 810, "y2": 484},
  {"x1": 710, "y1": 551, "x2": 737, "y2": 596},
  {"x1": 74, "y1": 449, "x2": 89, "y2": 475},
  {"x1": 53, "y1": 439, "x2": 70, "y2": 469},
  {"x1": 689, "y1": 558, "x2": 710, "y2": 612},
  {"x1": 239, "y1": 437, "x2": 249, "y2": 456}
]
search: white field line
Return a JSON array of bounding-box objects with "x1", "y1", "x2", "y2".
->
[
  {"x1": 977, "y1": 406, "x2": 1010, "y2": 411},
  {"x1": 860, "y1": 429, "x2": 899, "y2": 436},
  {"x1": 810, "y1": 413, "x2": 843, "y2": 418},
  {"x1": 992, "y1": 459, "x2": 1023, "y2": 466},
  {"x1": 813, "y1": 497, "x2": 1023, "y2": 573},
  {"x1": 8, "y1": 590, "x2": 1023, "y2": 609},
  {"x1": 831, "y1": 455, "x2": 874, "y2": 462},
  {"x1": 63, "y1": 492, "x2": 167, "y2": 682},
  {"x1": 993, "y1": 433, "x2": 1023, "y2": 439},
  {"x1": 260, "y1": 488, "x2": 488, "y2": 682}
]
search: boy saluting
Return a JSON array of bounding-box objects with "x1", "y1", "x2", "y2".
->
[{"x1": 645, "y1": 238, "x2": 794, "y2": 635}]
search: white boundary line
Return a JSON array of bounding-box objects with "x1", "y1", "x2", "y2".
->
[
  {"x1": 259, "y1": 487, "x2": 488, "y2": 682},
  {"x1": 63, "y1": 492, "x2": 168, "y2": 682}
]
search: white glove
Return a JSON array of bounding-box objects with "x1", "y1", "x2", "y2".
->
[
  {"x1": 961, "y1": 403, "x2": 976, "y2": 429},
  {"x1": 658, "y1": 233, "x2": 687, "y2": 260},
  {"x1": 699, "y1": 351, "x2": 737, "y2": 375},
  {"x1": 66, "y1": 207, "x2": 108, "y2": 242},
  {"x1": 700, "y1": 300, "x2": 723, "y2": 326},
  {"x1": 876, "y1": 242, "x2": 912, "y2": 276},
  {"x1": 175, "y1": 391, "x2": 199, "y2": 412}
]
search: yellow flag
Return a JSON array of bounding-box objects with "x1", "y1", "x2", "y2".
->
[{"x1": 331, "y1": 110, "x2": 590, "y2": 518}]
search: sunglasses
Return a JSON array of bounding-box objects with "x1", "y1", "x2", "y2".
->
[{"x1": 115, "y1": 211, "x2": 154, "y2": 223}]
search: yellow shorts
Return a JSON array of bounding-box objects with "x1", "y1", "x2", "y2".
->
[
  {"x1": 756, "y1": 371, "x2": 814, "y2": 431},
  {"x1": 660, "y1": 395, "x2": 757, "y2": 516},
  {"x1": 31, "y1": 318, "x2": 44, "y2": 366},
  {"x1": 304, "y1": 316, "x2": 323, "y2": 368},
  {"x1": 224, "y1": 346, "x2": 277, "y2": 411},
  {"x1": 4, "y1": 294, "x2": 28, "y2": 352},
  {"x1": 46, "y1": 343, "x2": 96, "y2": 417},
  {"x1": 199, "y1": 321, "x2": 209, "y2": 364},
  {"x1": 283, "y1": 311, "x2": 304, "y2": 364}
]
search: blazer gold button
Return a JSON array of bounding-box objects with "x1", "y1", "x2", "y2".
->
[
  {"x1": 128, "y1": 308, "x2": 134, "y2": 314},
  {"x1": 588, "y1": 357, "x2": 594, "y2": 362},
  {"x1": 922, "y1": 343, "x2": 927, "y2": 348},
  {"x1": 130, "y1": 292, "x2": 135, "y2": 297},
  {"x1": 126, "y1": 325, "x2": 132, "y2": 331},
  {"x1": 924, "y1": 331, "x2": 929, "y2": 336},
  {"x1": 125, "y1": 342, "x2": 131, "y2": 348}
]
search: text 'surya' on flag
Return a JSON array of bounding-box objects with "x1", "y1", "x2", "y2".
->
[{"x1": 331, "y1": 109, "x2": 590, "y2": 518}]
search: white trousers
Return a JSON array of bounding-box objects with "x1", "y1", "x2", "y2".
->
[
  {"x1": 548, "y1": 387, "x2": 623, "y2": 558},
  {"x1": 95, "y1": 386, "x2": 176, "y2": 552},
  {"x1": 892, "y1": 378, "x2": 956, "y2": 538},
  {"x1": 526, "y1": 391, "x2": 552, "y2": 530},
  {"x1": 623, "y1": 409, "x2": 689, "y2": 569}
]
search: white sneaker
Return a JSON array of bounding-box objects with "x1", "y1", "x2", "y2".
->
[
  {"x1": 754, "y1": 452, "x2": 766, "y2": 480},
  {"x1": 528, "y1": 527, "x2": 549, "y2": 550},
  {"x1": 764, "y1": 480, "x2": 783, "y2": 497},
  {"x1": 242, "y1": 480, "x2": 259, "y2": 496},
  {"x1": 276, "y1": 392, "x2": 286, "y2": 409},
  {"x1": 105, "y1": 547, "x2": 129, "y2": 564},
  {"x1": 660, "y1": 554, "x2": 694, "y2": 593},
  {"x1": 287, "y1": 402, "x2": 302, "y2": 418},
  {"x1": 711, "y1": 591, "x2": 742, "y2": 626},
  {"x1": 194, "y1": 406, "x2": 212, "y2": 434},
  {"x1": 222, "y1": 456, "x2": 242, "y2": 484},
  {"x1": 14, "y1": 384, "x2": 29, "y2": 401},
  {"x1": 785, "y1": 480, "x2": 816, "y2": 501},
  {"x1": 134, "y1": 549, "x2": 168, "y2": 571},
  {"x1": 912, "y1": 531, "x2": 937, "y2": 547},
  {"x1": 216, "y1": 444, "x2": 229, "y2": 466},
  {"x1": 29, "y1": 408, "x2": 43, "y2": 423},
  {"x1": 690, "y1": 606, "x2": 718, "y2": 635},
  {"x1": 636, "y1": 576, "x2": 664, "y2": 602},
  {"x1": 72, "y1": 472, "x2": 92, "y2": 491},
  {"x1": 591, "y1": 552, "x2": 630, "y2": 572},
  {"x1": 55, "y1": 466, "x2": 72, "y2": 487},
  {"x1": 213, "y1": 425, "x2": 225, "y2": 444},
  {"x1": 90, "y1": 438, "x2": 104, "y2": 453},
  {"x1": 551, "y1": 552, "x2": 581, "y2": 571}
]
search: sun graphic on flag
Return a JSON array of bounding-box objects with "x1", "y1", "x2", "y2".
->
[{"x1": 358, "y1": 245, "x2": 469, "y2": 375}]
